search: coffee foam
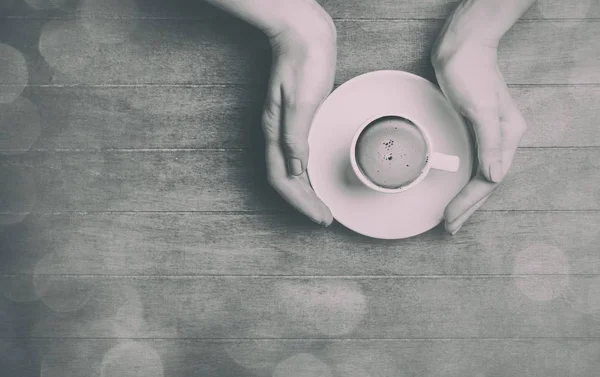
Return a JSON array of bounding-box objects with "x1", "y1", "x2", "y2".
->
[{"x1": 355, "y1": 117, "x2": 427, "y2": 189}]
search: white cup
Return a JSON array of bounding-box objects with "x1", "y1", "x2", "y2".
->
[{"x1": 350, "y1": 113, "x2": 460, "y2": 194}]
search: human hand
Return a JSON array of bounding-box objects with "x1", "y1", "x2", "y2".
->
[
  {"x1": 432, "y1": 28, "x2": 528, "y2": 235},
  {"x1": 261, "y1": 7, "x2": 337, "y2": 226}
]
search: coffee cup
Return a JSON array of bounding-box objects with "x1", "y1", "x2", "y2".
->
[{"x1": 349, "y1": 113, "x2": 460, "y2": 193}]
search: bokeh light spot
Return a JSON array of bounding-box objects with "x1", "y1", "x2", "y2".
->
[
  {"x1": 34, "y1": 253, "x2": 95, "y2": 312},
  {"x1": 513, "y1": 243, "x2": 569, "y2": 301},
  {"x1": 275, "y1": 280, "x2": 367, "y2": 336},
  {"x1": 0, "y1": 44, "x2": 28, "y2": 104},
  {"x1": 39, "y1": 20, "x2": 98, "y2": 79},
  {"x1": 273, "y1": 354, "x2": 332, "y2": 377},
  {"x1": 101, "y1": 341, "x2": 164, "y2": 377},
  {"x1": 224, "y1": 341, "x2": 288, "y2": 373},
  {"x1": 77, "y1": 0, "x2": 140, "y2": 44},
  {"x1": 0, "y1": 97, "x2": 42, "y2": 155}
]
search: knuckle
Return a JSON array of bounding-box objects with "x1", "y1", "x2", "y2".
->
[
  {"x1": 282, "y1": 134, "x2": 308, "y2": 156},
  {"x1": 261, "y1": 105, "x2": 281, "y2": 141},
  {"x1": 282, "y1": 133, "x2": 305, "y2": 148},
  {"x1": 261, "y1": 120, "x2": 278, "y2": 142},
  {"x1": 263, "y1": 97, "x2": 282, "y2": 119}
]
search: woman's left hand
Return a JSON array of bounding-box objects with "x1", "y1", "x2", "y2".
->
[{"x1": 432, "y1": 29, "x2": 528, "y2": 235}]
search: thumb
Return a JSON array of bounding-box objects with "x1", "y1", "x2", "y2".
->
[
  {"x1": 464, "y1": 102, "x2": 504, "y2": 183},
  {"x1": 282, "y1": 100, "x2": 320, "y2": 177}
]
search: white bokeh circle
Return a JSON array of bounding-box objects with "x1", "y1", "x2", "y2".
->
[
  {"x1": 273, "y1": 354, "x2": 332, "y2": 377},
  {"x1": 513, "y1": 243, "x2": 570, "y2": 301},
  {"x1": 275, "y1": 280, "x2": 368, "y2": 336},
  {"x1": 33, "y1": 253, "x2": 96, "y2": 312},
  {"x1": 76, "y1": 0, "x2": 140, "y2": 44},
  {"x1": 101, "y1": 341, "x2": 164, "y2": 377},
  {"x1": 39, "y1": 20, "x2": 98, "y2": 79},
  {"x1": 0, "y1": 43, "x2": 28, "y2": 104},
  {"x1": 224, "y1": 341, "x2": 288, "y2": 373}
]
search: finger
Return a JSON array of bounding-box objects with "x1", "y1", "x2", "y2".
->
[
  {"x1": 444, "y1": 172, "x2": 498, "y2": 226},
  {"x1": 445, "y1": 191, "x2": 493, "y2": 235},
  {"x1": 262, "y1": 89, "x2": 333, "y2": 226},
  {"x1": 281, "y1": 88, "x2": 323, "y2": 177},
  {"x1": 265, "y1": 140, "x2": 333, "y2": 226},
  {"x1": 497, "y1": 72, "x2": 528, "y2": 162},
  {"x1": 444, "y1": 81, "x2": 527, "y2": 235},
  {"x1": 463, "y1": 97, "x2": 504, "y2": 184}
]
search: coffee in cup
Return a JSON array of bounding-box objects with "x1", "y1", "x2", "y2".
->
[
  {"x1": 355, "y1": 116, "x2": 428, "y2": 189},
  {"x1": 350, "y1": 114, "x2": 460, "y2": 193}
]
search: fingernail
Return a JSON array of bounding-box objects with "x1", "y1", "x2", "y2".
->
[
  {"x1": 309, "y1": 217, "x2": 322, "y2": 226},
  {"x1": 489, "y1": 162, "x2": 504, "y2": 183},
  {"x1": 288, "y1": 158, "x2": 303, "y2": 176},
  {"x1": 446, "y1": 221, "x2": 463, "y2": 235},
  {"x1": 450, "y1": 223, "x2": 463, "y2": 235}
]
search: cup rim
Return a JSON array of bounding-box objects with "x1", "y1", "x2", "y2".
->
[{"x1": 349, "y1": 113, "x2": 435, "y2": 194}]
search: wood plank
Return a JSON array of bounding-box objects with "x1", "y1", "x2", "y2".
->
[
  {"x1": 0, "y1": 338, "x2": 598, "y2": 377},
  {"x1": 3, "y1": 20, "x2": 598, "y2": 85},
  {"x1": 1, "y1": 212, "x2": 598, "y2": 276},
  {"x1": 1, "y1": 275, "x2": 598, "y2": 338},
  {"x1": 320, "y1": 0, "x2": 600, "y2": 19},
  {"x1": 0, "y1": 149, "x2": 598, "y2": 212},
  {"x1": 3, "y1": 0, "x2": 598, "y2": 19},
  {"x1": 2, "y1": 85, "x2": 598, "y2": 152}
]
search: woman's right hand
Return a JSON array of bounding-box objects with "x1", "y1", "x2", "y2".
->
[
  {"x1": 261, "y1": 4, "x2": 337, "y2": 226},
  {"x1": 204, "y1": 0, "x2": 337, "y2": 226}
]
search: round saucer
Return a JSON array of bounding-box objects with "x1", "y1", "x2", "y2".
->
[{"x1": 307, "y1": 71, "x2": 474, "y2": 239}]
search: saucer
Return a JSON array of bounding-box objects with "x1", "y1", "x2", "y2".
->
[{"x1": 307, "y1": 71, "x2": 474, "y2": 239}]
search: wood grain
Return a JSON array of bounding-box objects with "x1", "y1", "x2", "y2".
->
[
  {"x1": 1, "y1": 275, "x2": 598, "y2": 339},
  {"x1": 320, "y1": 0, "x2": 600, "y2": 19},
  {"x1": 0, "y1": 338, "x2": 598, "y2": 377},
  {"x1": 1, "y1": 149, "x2": 598, "y2": 212},
  {"x1": 3, "y1": 19, "x2": 598, "y2": 85},
  {"x1": 1, "y1": 85, "x2": 597, "y2": 152},
  {"x1": 3, "y1": 0, "x2": 599, "y2": 19},
  {"x1": 1, "y1": 212, "x2": 598, "y2": 276}
]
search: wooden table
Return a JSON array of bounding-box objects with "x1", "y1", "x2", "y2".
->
[{"x1": 1, "y1": 1, "x2": 598, "y2": 376}]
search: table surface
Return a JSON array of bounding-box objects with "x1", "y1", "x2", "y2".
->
[{"x1": 0, "y1": 1, "x2": 599, "y2": 376}]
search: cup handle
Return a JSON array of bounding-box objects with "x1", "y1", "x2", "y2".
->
[{"x1": 430, "y1": 152, "x2": 460, "y2": 173}]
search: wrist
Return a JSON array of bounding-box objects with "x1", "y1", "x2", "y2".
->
[
  {"x1": 431, "y1": 2, "x2": 501, "y2": 67},
  {"x1": 263, "y1": 1, "x2": 336, "y2": 48}
]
